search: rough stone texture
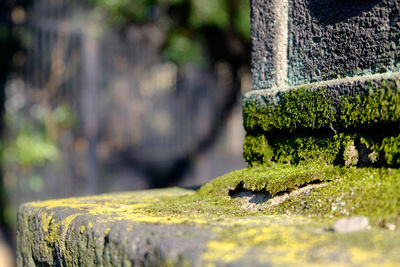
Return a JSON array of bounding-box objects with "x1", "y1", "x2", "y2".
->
[
  {"x1": 16, "y1": 188, "x2": 400, "y2": 266},
  {"x1": 288, "y1": 0, "x2": 400, "y2": 86},
  {"x1": 251, "y1": 0, "x2": 400, "y2": 90},
  {"x1": 17, "y1": 189, "x2": 211, "y2": 267},
  {"x1": 247, "y1": 0, "x2": 400, "y2": 166},
  {"x1": 251, "y1": 0, "x2": 289, "y2": 90}
]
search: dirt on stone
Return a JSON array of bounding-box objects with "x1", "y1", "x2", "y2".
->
[{"x1": 231, "y1": 182, "x2": 328, "y2": 210}]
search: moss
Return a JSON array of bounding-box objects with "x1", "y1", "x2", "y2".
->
[
  {"x1": 337, "y1": 81, "x2": 400, "y2": 129},
  {"x1": 243, "y1": 87, "x2": 335, "y2": 134},
  {"x1": 243, "y1": 134, "x2": 274, "y2": 166},
  {"x1": 143, "y1": 163, "x2": 400, "y2": 225},
  {"x1": 270, "y1": 167, "x2": 400, "y2": 221},
  {"x1": 242, "y1": 82, "x2": 400, "y2": 168},
  {"x1": 360, "y1": 134, "x2": 400, "y2": 167},
  {"x1": 243, "y1": 81, "x2": 400, "y2": 134},
  {"x1": 244, "y1": 133, "x2": 359, "y2": 167},
  {"x1": 244, "y1": 132, "x2": 400, "y2": 168},
  {"x1": 18, "y1": 165, "x2": 400, "y2": 229},
  {"x1": 197, "y1": 163, "x2": 340, "y2": 197},
  {"x1": 381, "y1": 136, "x2": 400, "y2": 166},
  {"x1": 17, "y1": 164, "x2": 400, "y2": 266}
]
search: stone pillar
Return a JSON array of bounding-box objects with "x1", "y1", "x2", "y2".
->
[{"x1": 244, "y1": 0, "x2": 400, "y2": 167}]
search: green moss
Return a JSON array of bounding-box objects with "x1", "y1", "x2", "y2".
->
[
  {"x1": 244, "y1": 132, "x2": 400, "y2": 168},
  {"x1": 338, "y1": 81, "x2": 400, "y2": 129},
  {"x1": 360, "y1": 134, "x2": 400, "y2": 167},
  {"x1": 19, "y1": 165, "x2": 399, "y2": 230},
  {"x1": 17, "y1": 163, "x2": 400, "y2": 266},
  {"x1": 271, "y1": 167, "x2": 400, "y2": 221},
  {"x1": 139, "y1": 164, "x2": 341, "y2": 220},
  {"x1": 243, "y1": 134, "x2": 274, "y2": 166},
  {"x1": 244, "y1": 133, "x2": 359, "y2": 167},
  {"x1": 243, "y1": 81, "x2": 400, "y2": 134},
  {"x1": 198, "y1": 163, "x2": 340, "y2": 197},
  {"x1": 243, "y1": 87, "x2": 335, "y2": 134},
  {"x1": 143, "y1": 163, "x2": 400, "y2": 225}
]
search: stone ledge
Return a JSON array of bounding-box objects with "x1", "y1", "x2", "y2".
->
[
  {"x1": 17, "y1": 188, "x2": 210, "y2": 266},
  {"x1": 17, "y1": 185, "x2": 400, "y2": 266}
]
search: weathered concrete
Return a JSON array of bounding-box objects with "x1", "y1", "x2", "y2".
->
[
  {"x1": 16, "y1": 185, "x2": 400, "y2": 266},
  {"x1": 17, "y1": 188, "x2": 210, "y2": 266},
  {"x1": 251, "y1": 0, "x2": 400, "y2": 90},
  {"x1": 251, "y1": 0, "x2": 289, "y2": 89},
  {"x1": 288, "y1": 0, "x2": 400, "y2": 86}
]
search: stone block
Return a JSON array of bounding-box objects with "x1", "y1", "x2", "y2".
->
[
  {"x1": 251, "y1": 0, "x2": 400, "y2": 90},
  {"x1": 17, "y1": 189, "x2": 210, "y2": 266},
  {"x1": 16, "y1": 182, "x2": 400, "y2": 266}
]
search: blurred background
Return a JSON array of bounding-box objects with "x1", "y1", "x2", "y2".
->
[{"x1": 0, "y1": 0, "x2": 251, "y2": 263}]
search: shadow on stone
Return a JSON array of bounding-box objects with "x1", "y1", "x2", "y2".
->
[
  {"x1": 229, "y1": 180, "x2": 329, "y2": 209},
  {"x1": 229, "y1": 182, "x2": 272, "y2": 205},
  {"x1": 308, "y1": 0, "x2": 381, "y2": 25}
]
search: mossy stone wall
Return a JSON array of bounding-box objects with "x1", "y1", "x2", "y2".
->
[
  {"x1": 247, "y1": 0, "x2": 400, "y2": 167},
  {"x1": 243, "y1": 73, "x2": 400, "y2": 167}
]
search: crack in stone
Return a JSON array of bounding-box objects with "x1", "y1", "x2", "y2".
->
[{"x1": 229, "y1": 180, "x2": 328, "y2": 210}]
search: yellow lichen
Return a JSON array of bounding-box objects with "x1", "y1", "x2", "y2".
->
[
  {"x1": 202, "y1": 241, "x2": 247, "y2": 263},
  {"x1": 41, "y1": 213, "x2": 52, "y2": 233},
  {"x1": 202, "y1": 224, "x2": 400, "y2": 266},
  {"x1": 43, "y1": 218, "x2": 61, "y2": 244},
  {"x1": 20, "y1": 186, "x2": 400, "y2": 266},
  {"x1": 104, "y1": 227, "x2": 111, "y2": 235}
]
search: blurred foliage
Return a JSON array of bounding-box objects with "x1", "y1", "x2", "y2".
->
[
  {"x1": 5, "y1": 132, "x2": 58, "y2": 166},
  {"x1": 0, "y1": 2, "x2": 78, "y2": 203},
  {"x1": 4, "y1": 103, "x2": 77, "y2": 167},
  {"x1": 163, "y1": 32, "x2": 205, "y2": 66},
  {"x1": 190, "y1": 0, "x2": 229, "y2": 29},
  {"x1": 87, "y1": 0, "x2": 250, "y2": 65},
  {"x1": 2, "y1": 98, "x2": 77, "y2": 229},
  {"x1": 0, "y1": 0, "x2": 29, "y2": 231}
]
